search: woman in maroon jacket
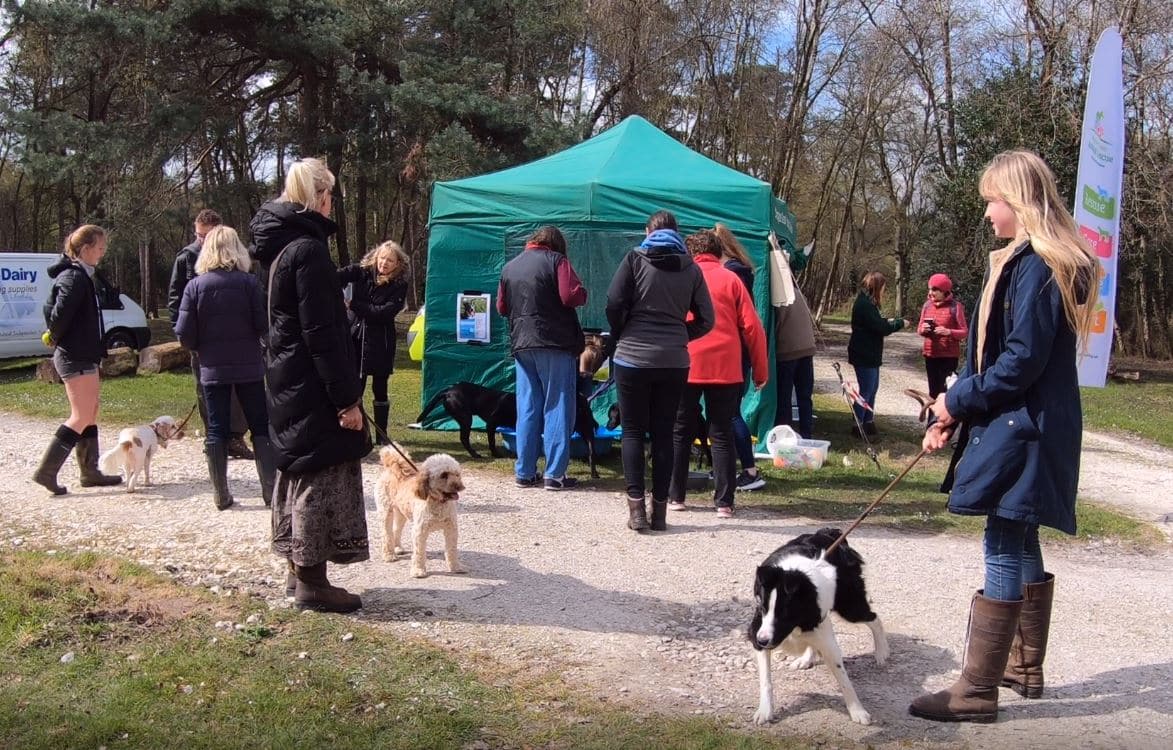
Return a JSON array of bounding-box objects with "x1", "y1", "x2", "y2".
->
[{"x1": 917, "y1": 273, "x2": 969, "y2": 398}]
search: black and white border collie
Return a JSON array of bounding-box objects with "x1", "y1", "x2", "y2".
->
[{"x1": 748, "y1": 527, "x2": 889, "y2": 725}]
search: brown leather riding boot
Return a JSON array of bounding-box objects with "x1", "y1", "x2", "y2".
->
[
  {"x1": 909, "y1": 592, "x2": 1022, "y2": 723},
  {"x1": 1003, "y1": 573, "x2": 1054, "y2": 698},
  {"x1": 294, "y1": 562, "x2": 362, "y2": 614},
  {"x1": 626, "y1": 497, "x2": 649, "y2": 532}
]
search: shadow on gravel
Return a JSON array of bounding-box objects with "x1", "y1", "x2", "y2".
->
[
  {"x1": 359, "y1": 549, "x2": 694, "y2": 633},
  {"x1": 999, "y1": 662, "x2": 1173, "y2": 720}
]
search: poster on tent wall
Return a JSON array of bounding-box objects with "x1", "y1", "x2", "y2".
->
[
  {"x1": 456, "y1": 293, "x2": 491, "y2": 344},
  {"x1": 1074, "y1": 26, "x2": 1124, "y2": 388}
]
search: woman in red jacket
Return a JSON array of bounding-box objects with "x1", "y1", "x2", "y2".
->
[
  {"x1": 918, "y1": 273, "x2": 969, "y2": 398},
  {"x1": 667, "y1": 230, "x2": 768, "y2": 519}
]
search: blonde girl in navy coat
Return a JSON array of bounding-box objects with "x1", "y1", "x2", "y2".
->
[{"x1": 910, "y1": 150, "x2": 1099, "y2": 723}]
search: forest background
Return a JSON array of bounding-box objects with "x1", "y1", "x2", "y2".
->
[{"x1": 1, "y1": 0, "x2": 1170, "y2": 357}]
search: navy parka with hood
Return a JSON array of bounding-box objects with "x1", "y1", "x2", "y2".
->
[
  {"x1": 249, "y1": 200, "x2": 370, "y2": 474},
  {"x1": 941, "y1": 241, "x2": 1086, "y2": 534}
]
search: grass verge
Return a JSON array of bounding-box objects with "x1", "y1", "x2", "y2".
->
[
  {"x1": 0, "y1": 324, "x2": 1163, "y2": 550},
  {"x1": 0, "y1": 550, "x2": 802, "y2": 749}
]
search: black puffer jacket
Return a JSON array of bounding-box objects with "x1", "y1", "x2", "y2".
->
[
  {"x1": 249, "y1": 200, "x2": 369, "y2": 473},
  {"x1": 167, "y1": 241, "x2": 200, "y2": 323},
  {"x1": 43, "y1": 255, "x2": 105, "y2": 364},
  {"x1": 336, "y1": 264, "x2": 409, "y2": 377}
]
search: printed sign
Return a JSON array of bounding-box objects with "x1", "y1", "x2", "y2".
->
[{"x1": 456, "y1": 293, "x2": 491, "y2": 344}]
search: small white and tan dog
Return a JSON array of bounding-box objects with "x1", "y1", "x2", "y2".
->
[
  {"x1": 99, "y1": 415, "x2": 185, "y2": 492},
  {"x1": 375, "y1": 444, "x2": 467, "y2": 578}
]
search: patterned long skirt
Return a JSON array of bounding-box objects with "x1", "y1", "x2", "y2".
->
[{"x1": 271, "y1": 459, "x2": 369, "y2": 566}]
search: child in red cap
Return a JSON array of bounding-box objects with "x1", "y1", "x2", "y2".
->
[{"x1": 918, "y1": 273, "x2": 968, "y2": 397}]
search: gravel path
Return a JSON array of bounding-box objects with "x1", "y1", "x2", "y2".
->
[{"x1": 3, "y1": 331, "x2": 1171, "y2": 749}]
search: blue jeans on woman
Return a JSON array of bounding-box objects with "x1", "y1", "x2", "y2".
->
[
  {"x1": 851, "y1": 365, "x2": 880, "y2": 426},
  {"x1": 983, "y1": 514, "x2": 1045, "y2": 601},
  {"x1": 514, "y1": 348, "x2": 576, "y2": 481},
  {"x1": 204, "y1": 380, "x2": 269, "y2": 446}
]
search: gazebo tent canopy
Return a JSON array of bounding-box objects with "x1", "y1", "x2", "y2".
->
[{"x1": 422, "y1": 115, "x2": 797, "y2": 440}]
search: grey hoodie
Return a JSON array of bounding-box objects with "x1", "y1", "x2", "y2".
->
[{"x1": 605, "y1": 246, "x2": 714, "y2": 369}]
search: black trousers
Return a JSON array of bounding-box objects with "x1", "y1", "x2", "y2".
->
[
  {"x1": 925, "y1": 357, "x2": 958, "y2": 399},
  {"x1": 669, "y1": 383, "x2": 741, "y2": 508},
  {"x1": 614, "y1": 365, "x2": 688, "y2": 501}
]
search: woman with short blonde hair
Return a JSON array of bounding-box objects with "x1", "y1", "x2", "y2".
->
[
  {"x1": 176, "y1": 224, "x2": 273, "y2": 513},
  {"x1": 195, "y1": 225, "x2": 251, "y2": 275}
]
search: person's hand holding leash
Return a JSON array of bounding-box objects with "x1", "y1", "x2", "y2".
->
[
  {"x1": 929, "y1": 394, "x2": 955, "y2": 427},
  {"x1": 922, "y1": 422, "x2": 953, "y2": 453},
  {"x1": 338, "y1": 404, "x2": 363, "y2": 431}
]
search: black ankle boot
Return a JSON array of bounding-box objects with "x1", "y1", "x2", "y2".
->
[
  {"x1": 33, "y1": 425, "x2": 80, "y2": 496},
  {"x1": 627, "y1": 497, "x2": 650, "y2": 532},
  {"x1": 649, "y1": 499, "x2": 667, "y2": 531}
]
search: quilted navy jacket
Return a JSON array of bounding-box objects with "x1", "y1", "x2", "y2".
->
[
  {"x1": 941, "y1": 241, "x2": 1086, "y2": 534},
  {"x1": 174, "y1": 269, "x2": 266, "y2": 385}
]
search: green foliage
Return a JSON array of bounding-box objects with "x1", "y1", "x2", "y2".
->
[{"x1": 917, "y1": 64, "x2": 1083, "y2": 302}]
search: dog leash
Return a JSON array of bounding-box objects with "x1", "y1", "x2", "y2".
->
[
  {"x1": 832, "y1": 362, "x2": 882, "y2": 472},
  {"x1": 357, "y1": 403, "x2": 418, "y2": 471},
  {"x1": 824, "y1": 448, "x2": 929, "y2": 556},
  {"x1": 175, "y1": 403, "x2": 198, "y2": 434}
]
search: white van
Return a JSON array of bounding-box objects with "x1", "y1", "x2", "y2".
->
[{"x1": 0, "y1": 252, "x2": 151, "y2": 359}]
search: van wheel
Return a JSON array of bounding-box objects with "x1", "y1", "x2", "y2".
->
[{"x1": 105, "y1": 329, "x2": 136, "y2": 351}]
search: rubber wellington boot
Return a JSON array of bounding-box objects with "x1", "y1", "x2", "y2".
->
[
  {"x1": 77, "y1": 425, "x2": 122, "y2": 487},
  {"x1": 284, "y1": 561, "x2": 297, "y2": 599},
  {"x1": 1002, "y1": 573, "x2": 1054, "y2": 698},
  {"x1": 205, "y1": 442, "x2": 235, "y2": 510},
  {"x1": 909, "y1": 592, "x2": 1022, "y2": 722},
  {"x1": 373, "y1": 400, "x2": 390, "y2": 444},
  {"x1": 251, "y1": 435, "x2": 277, "y2": 507},
  {"x1": 33, "y1": 425, "x2": 80, "y2": 496},
  {"x1": 294, "y1": 562, "x2": 362, "y2": 613},
  {"x1": 626, "y1": 496, "x2": 650, "y2": 532},
  {"x1": 649, "y1": 499, "x2": 668, "y2": 531}
]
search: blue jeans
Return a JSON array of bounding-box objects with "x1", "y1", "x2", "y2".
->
[
  {"x1": 203, "y1": 381, "x2": 269, "y2": 446},
  {"x1": 775, "y1": 356, "x2": 815, "y2": 438},
  {"x1": 514, "y1": 348, "x2": 576, "y2": 480},
  {"x1": 851, "y1": 365, "x2": 880, "y2": 425},
  {"x1": 983, "y1": 515, "x2": 1045, "y2": 601}
]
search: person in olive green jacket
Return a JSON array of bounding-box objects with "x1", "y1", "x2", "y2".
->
[{"x1": 846, "y1": 272, "x2": 907, "y2": 436}]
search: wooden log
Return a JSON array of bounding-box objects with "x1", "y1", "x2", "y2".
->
[
  {"x1": 35, "y1": 358, "x2": 62, "y2": 384},
  {"x1": 100, "y1": 347, "x2": 138, "y2": 378},
  {"x1": 138, "y1": 341, "x2": 191, "y2": 374}
]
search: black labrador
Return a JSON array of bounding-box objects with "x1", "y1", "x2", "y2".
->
[{"x1": 416, "y1": 381, "x2": 600, "y2": 477}]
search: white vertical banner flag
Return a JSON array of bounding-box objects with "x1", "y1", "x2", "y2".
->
[{"x1": 1075, "y1": 27, "x2": 1125, "y2": 388}]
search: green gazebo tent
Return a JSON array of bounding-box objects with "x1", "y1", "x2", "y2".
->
[{"x1": 421, "y1": 115, "x2": 797, "y2": 441}]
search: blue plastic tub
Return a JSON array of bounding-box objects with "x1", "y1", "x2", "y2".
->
[{"x1": 497, "y1": 426, "x2": 617, "y2": 458}]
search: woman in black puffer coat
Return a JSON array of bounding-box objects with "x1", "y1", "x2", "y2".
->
[
  {"x1": 337, "y1": 240, "x2": 410, "y2": 443},
  {"x1": 249, "y1": 157, "x2": 371, "y2": 614},
  {"x1": 32, "y1": 224, "x2": 122, "y2": 495}
]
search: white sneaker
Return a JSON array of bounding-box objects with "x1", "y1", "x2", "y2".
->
[{"x1": 667, "y1": 501, "x2": 687, "y2": 511}]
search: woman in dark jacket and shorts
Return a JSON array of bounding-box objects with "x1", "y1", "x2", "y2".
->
[
  {"x1": 175, "y1": 225, "x2": 275, "y2": 511},
  {"x1": 337, "y1": 240, "x2": 410, "y2": 443},
  {"x1": 250, "y1": 157, "x2": 371, "y2": 614},
  {"x1": 32, "y1": 224, "x2": 122, "y2": 495}
]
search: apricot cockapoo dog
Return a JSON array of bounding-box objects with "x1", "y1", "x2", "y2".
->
[{"x1": 375, "y1": 444, "x2": 467, "y2": 578}]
